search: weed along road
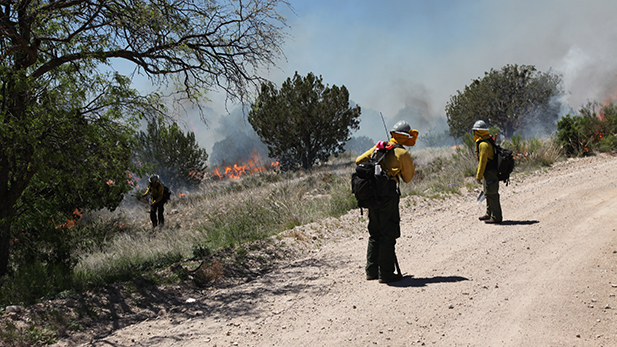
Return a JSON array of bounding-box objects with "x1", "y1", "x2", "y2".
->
[{"x1": 55, "y1": 154, "x2": 617, "y2": 347}]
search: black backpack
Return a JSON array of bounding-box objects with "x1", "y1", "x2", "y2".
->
[
  {"x1": 162, "y1": 185, "x2": 172, "y2": 204},
  {"x1": 478, "y1": 138, "x2": 515, "y2": 185},
  {"x1": 351, "y1": 144, "x2": 402, "y2": 211}
]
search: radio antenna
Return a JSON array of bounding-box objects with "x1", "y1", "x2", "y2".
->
[{"x1": 379, "y1": 112, "x2": 390, "y2": 140}]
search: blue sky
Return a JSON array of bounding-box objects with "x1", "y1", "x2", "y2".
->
[{"x1": 135, "y1": 0, "x2": 617, "y2": 153}]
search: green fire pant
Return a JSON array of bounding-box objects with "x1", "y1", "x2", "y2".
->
[
  {"x1": 150, "y1": 201, "x2": 165, "y2": 227},
  {"x1": 483, "y1": 169, "x2": 502, "y2": 222},
  {"x1": 366, "y1": 191, "x2": 401, "y2": 280}
]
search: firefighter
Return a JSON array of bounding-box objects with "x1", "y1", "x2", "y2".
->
[
  {"x1": 142, "y1": 174, "x2": 165, "y2": 229},
  {"x1": 355, "y1": 120, "x2": 417, "y2": 283},
  {"x1": 473, "y1": 120, "x2": 502, "y2": 224}
]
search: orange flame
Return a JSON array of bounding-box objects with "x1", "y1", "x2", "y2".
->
[
  {"x1": 212, "y1": 149, "x2": 279, "y2": 180},
  {"x1": 189, "y1": 171, "x2": 204, "y2": 181},
  {"x1": 61, "y1": 208, "x2": 83, "y2": 229},
  {"x1": 127, "y1": 171, "x2": 139, "y2": 186}
]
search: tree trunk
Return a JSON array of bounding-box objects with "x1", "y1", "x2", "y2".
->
[
  {"x1": 0, "y1": 209, "x2": 13, "y2": 278},
  {"x1": 505, "y1": 123, "x2": 515, "y2": 139}
]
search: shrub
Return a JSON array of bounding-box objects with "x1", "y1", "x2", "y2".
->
[
  {"x1": 598, "y1": 135, "x2": 617, "y2": 153},
  {"x1": 556, "y1": 102, "x2": 617, "y2": 156}
]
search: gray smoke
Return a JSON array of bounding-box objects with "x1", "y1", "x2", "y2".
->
[{"x1": 208, "y1": 108, "x2": 273, "y2": 170}]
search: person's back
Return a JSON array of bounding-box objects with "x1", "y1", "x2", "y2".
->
[{"x1": 356, "y1": 120, "x2": 417, "y2": 283}]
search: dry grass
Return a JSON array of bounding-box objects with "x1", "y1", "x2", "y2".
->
[
  {"x1": 402, "y1": 146, "x2": 477, "y2": 197},
  {"x1": 73, "y1": 165, "x2": 356, "y2": 286},
  {"x1": 192, "y1": 259, "x2": 225, "y2": 287}
]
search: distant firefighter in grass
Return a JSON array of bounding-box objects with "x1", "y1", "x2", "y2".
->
[{"x1": 142, "y1": 174, "x2": 165, "y2": 229}]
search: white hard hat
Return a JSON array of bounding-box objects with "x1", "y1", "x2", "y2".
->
[
  {"x1": 472, "y1": 120, "x2": 489, "y2": 131},
  {"x1": 391, "y1": 120, "x2": 412, "y2": 135}
]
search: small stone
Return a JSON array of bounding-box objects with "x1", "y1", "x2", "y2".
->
[{"x1": 5, "y1": 305, "x2": 23, "y2": 313}]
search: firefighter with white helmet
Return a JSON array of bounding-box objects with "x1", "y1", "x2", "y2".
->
[
  {"x1": 473, "y1": 120, "x2": 502, "y2": 224},
  {"x1": 355, "y1": 120, "x2": 418, "y2": 283}
]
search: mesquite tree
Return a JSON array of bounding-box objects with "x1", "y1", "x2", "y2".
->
[{"x1": 0, "y1": 0, "x2": 289, "y2": 278}]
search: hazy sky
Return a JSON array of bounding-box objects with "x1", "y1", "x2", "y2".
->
[{"x1": 134, "y1": 0, "x2": 617, "y2": 154}]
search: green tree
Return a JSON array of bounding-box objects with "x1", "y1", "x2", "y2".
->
[
  {"x1": 0, "y1": 0, "x2": 289, "y2": 278},
  {"x1": 248, "y1": 72, "x2": 361, "y2": 170},
  {"x1": 137, "y1": 119, "x2": 209, "y2": 189},
  {"x1": 446, "y1": 64, "x2": 564, "y2": 138}
]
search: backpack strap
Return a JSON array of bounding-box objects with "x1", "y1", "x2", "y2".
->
[
  {"x1": 370, "y1": 148, "x2": 389, "y2": 164},
  {"x1": 374, "y1": 143, "x2": 405, "y2": 194},
  {"x1": 371, "y1": 143, "x2": 404, "y2": 163}
]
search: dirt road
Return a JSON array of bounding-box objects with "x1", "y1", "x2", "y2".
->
[{"x1": 56, "y1": 154, "x2": 617, "y2": 347}]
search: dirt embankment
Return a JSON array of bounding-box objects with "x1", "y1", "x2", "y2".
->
[{"x1": 48, "y1": 154, "x2": 617, "y2": 347}]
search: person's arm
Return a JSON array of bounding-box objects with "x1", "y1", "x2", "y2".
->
[
  {"x1": 355, "y1": 146, "x2": 377, "y2": 164},
  {"x1": 398, "y1": 151, "x2": 415, "y2": 183},
  {"x1": 476, "y1": 142, "x2": 490, "y2": 179}
]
